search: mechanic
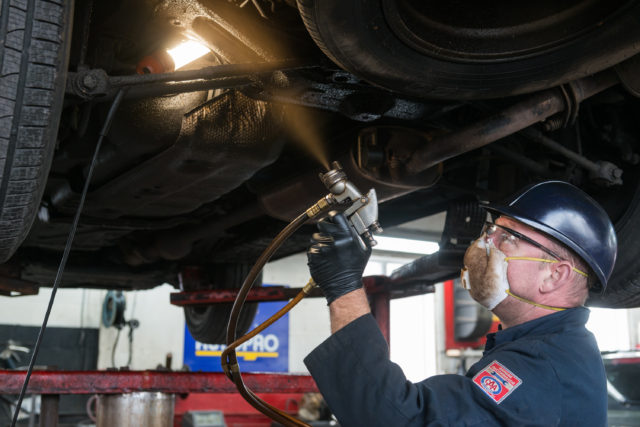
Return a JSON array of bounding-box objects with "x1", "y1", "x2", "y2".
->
[{"x1": 304, "y1": 180, "x2": 617, "y2": 426}]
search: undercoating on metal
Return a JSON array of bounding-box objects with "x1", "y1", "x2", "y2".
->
[
  {"x1": 48, "y1": 90, "x2": 208, "y2": 215},
  {"x1": 73, "y1": 91, "x2": 285, "y2": 219},
  {"x1": 125, "y1": 203, "x2": 265, "y2": 264},
  {"x1": 19, "y1": 252, "x2": 174, "y2": 290},
  {"x1": 4, "y1": 0, "x2": 640, "y2": 304},
  {"x1": 249, "y1": 68, "x2": 439, "y2": 122},
  {"x1": 118, "y1": 125, "x2": 443, "y2": 265},
  {"x1": 257, "y1": 131, "x2": 442, "y2": 222}
]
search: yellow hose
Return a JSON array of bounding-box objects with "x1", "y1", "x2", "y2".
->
[{"x1": 222, "y1": 196, "x2": 333, "y2": 426}]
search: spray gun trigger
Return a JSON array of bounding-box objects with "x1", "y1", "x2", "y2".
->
[{"x1": 353, "y1": 232, "x2": 368, "y2": 251}]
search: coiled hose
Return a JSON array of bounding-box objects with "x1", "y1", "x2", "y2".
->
[{"x1": 222, "y1": 196, "x2": 334, "y2": 426}]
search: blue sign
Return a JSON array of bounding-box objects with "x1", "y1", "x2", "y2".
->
[{"x1": 183, "y1": 300, "x2": 289, "y2": 372}]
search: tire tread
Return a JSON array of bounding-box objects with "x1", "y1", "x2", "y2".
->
[{"x1": 0, "y1": 0, "x2": 70, "y2": 261}]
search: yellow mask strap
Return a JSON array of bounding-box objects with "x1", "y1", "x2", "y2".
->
[
  {"x1": 505, "y1": 256, "x2": 589, "y2": 278},
  {"x1": 504, "y1": 289, "x2": 567, "y2": 311}
]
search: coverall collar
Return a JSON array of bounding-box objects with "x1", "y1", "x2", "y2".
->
[{"x1": 485, "y1": 306, "x2": 591, "y2": 353}]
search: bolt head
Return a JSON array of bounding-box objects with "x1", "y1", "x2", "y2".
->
[{"x1": 82, "y1": 74, "x2": 97, "y2": 89}]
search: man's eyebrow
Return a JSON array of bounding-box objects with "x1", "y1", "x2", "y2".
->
[
  {"x1": 500, "y1": 217, "x2": 568, "y2": 255},
  {"x1": 497, "y1": 217, "x2": 553, "y2": 246},
  {"x1": 499, "y1": 216, "x2": 540, "y2": 237}
]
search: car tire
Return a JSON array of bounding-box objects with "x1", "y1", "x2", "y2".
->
[
  {"x1": 296, "y1": 0, "x2": 640, "y2": 100},
  {"x1": 590, "y1": 181, "x2": 640, "y2": 308},
  {"x1": 184, "y1": 264, "x2": 260, "y2": 344},
  {"x1": 0, "y1": 0, "x2": 73, "y2": 262}
]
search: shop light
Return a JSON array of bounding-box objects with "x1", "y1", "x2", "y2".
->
[
  {"x1": 167, "y1": 40, "x2": 211, "y2": 70},
  {"x1": 373, "y1": 236, "x2": 439, "y2": 255}
]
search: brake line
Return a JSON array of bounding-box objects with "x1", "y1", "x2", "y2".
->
[
  {"x1": 10, "y1": 89, "x2": 127, "y2": 427},
  {"x1": 222, "y1": 197, "x2": 334, "y2": 427}
]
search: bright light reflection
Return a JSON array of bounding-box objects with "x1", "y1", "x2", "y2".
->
[
  {"x1": 373, "y1": 236, "x2": 439, "y2": 255},
  {"x1": 167, "y1": 40, "x2": 210, "y2": 70}
]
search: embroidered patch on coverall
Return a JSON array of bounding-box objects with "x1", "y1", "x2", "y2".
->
[{"x1": 472, "y1": 360, "x2": 522, "y2": 404}]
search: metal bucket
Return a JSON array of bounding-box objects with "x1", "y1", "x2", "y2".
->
[{"x1": 95, "y1": 392, "x2": 175, "y2": 427}]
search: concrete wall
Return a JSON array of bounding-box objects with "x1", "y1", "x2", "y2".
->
[
  {"x1": 0, "y1": 285, "x2": 185, "y2": 370},
  {"x1": 0, "y1": 287, "x2": 103, "y2": 329},
  {"x1": 97, "y1": 284, "x2": 185, "y2": 370}
]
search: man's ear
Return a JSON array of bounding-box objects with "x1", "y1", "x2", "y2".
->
[{"x1": 540, "y1": 261, "x2": 573, "y2": 294}]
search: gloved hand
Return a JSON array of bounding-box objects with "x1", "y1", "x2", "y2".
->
[{"x1": 307, "y1": 212, "x2": 372, "y2": 304}]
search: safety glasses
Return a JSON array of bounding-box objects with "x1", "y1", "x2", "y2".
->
[
  {"x1": 482, "y1": 221, "x2": 564, "y2": 261},
  {"x1": 481, "y1": 222, "x2": 589, "y2": 277}
]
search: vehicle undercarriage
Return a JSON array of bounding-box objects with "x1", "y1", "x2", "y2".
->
[{"x1": 2, "y1": 0, "x2": 640, "y2": 342}]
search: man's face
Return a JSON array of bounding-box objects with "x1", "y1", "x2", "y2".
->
[
  {"x1": 492, "y1": 217, "x2": 560, "y2": 299},
  {"x1": 463, "y1": 217, "x2": 558, "y2": 307}
]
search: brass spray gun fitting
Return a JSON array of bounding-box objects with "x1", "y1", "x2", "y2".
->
[{"x1": 316, "y1": 160, "x2": 383, "y2": 249}]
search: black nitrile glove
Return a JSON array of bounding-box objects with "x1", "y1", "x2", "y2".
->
[{"x1": 307, "y1": 212, "x2": 372, "y2": 304}]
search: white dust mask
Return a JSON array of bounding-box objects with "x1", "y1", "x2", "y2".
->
[
  {"x1": 461, "y1": 237, "x2": 570, "y2": 312},
  {"x1": 461, "y1": 237, "x2": 510, "y2": 310}
]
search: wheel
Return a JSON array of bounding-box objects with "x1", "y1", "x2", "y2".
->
[
  {"x1": 590, "y1": 178, "x2": 640, "y2": 308},
  {"x1": 296, "y1": 0, "x2": 640, "y2": 99},
  {"x1": 184, "y1": 263, "x2": 261, "y2": 344},
  {"x1": 0, "y1": 0, "x2": 73, "y2": 262}
]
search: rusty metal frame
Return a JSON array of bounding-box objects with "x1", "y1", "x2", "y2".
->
[{"x1": 0, "y1": 371, "x2": 318, "y2": 395}]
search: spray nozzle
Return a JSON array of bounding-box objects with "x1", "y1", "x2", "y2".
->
[
  {"x1": 319, "y1": 161, "x2": 348, "y2": 195},
  {"x1": 319, "y1": 161, "x2": 382, "y2": 248}
]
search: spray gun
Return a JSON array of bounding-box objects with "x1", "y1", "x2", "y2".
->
[
  {"x1": 319, "y1": 161, "x2": 383, "y2": 249},
  {"x1": 223, "y1": 160, "x2": 382, "y2": 427}
]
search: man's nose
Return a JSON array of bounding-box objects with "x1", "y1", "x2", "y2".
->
[
  {"x1": 484, "y1": 231, "x2": 497, "y2": 245},
  {"x1": 484, "y1": 230, "x2": 506, "y2": 249}
]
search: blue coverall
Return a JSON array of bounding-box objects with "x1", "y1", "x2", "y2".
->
[{"x1": 304, "y1": 307, "x2": 607, "y2": 426}]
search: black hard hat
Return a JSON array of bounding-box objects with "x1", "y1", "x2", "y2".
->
[{"x1": 481, "y1": 181, "x2": 617, "y2": 290}]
